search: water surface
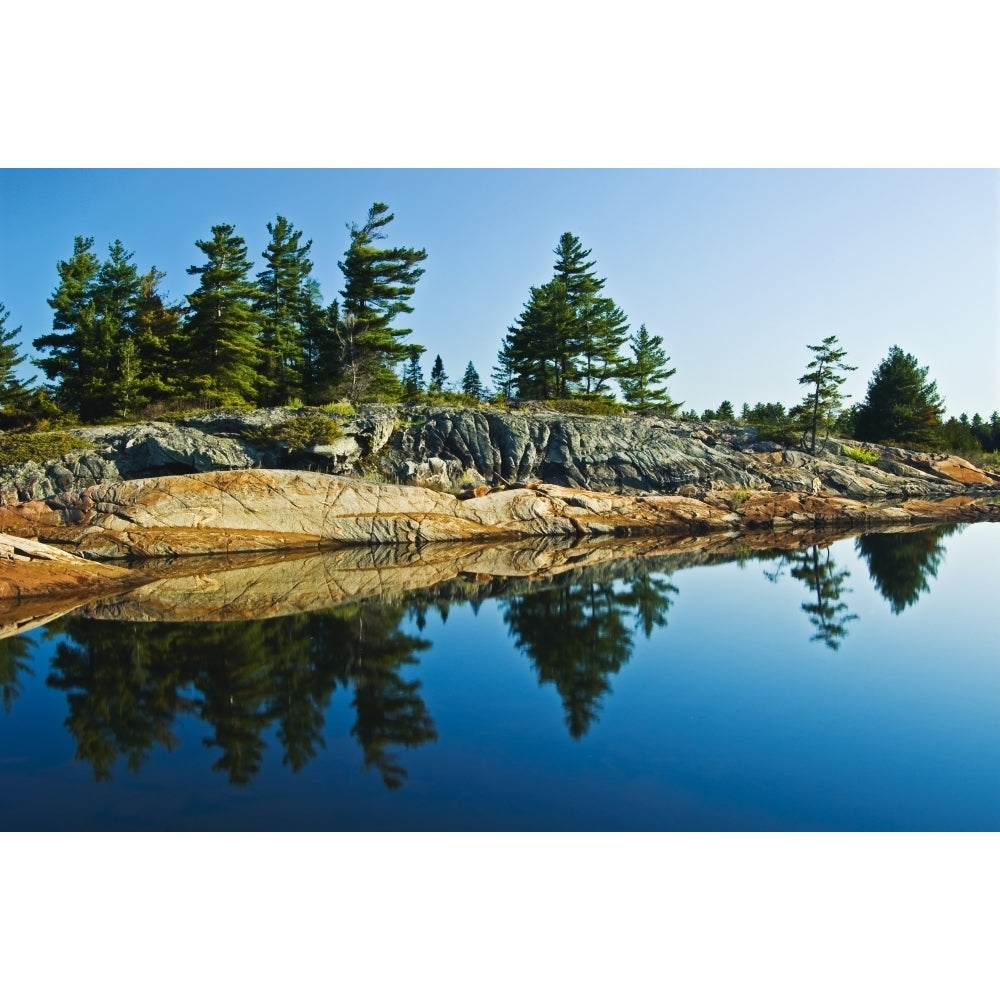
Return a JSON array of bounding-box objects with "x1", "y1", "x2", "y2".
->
[{"x1": 1, "y1": 523, "x2": 997, "y2": 830}]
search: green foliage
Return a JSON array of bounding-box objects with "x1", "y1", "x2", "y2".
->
[
  {"x1": 703, "y1": 400, "x2": 736, "y2": 422},
  {"x1": 319, "y1": 401, "x2": 356, "y2": 417},
  {"x1": 539, "y1": 396, "x2": 625, "y2": 416},
  {"x1": 501, "y1": 233, "x2": 631, "y2": 401},
  {"x1": 855, "y1": 345, "x2": 945, "y2": 447},
  {"x1": 184, "y1": 223, "x2": 264, "y2": 409},
  {"x1": 0, "y1": 304, "x2": 36, "y2": 428},
  {"x1": 337, "y1": 203, "x2": 427, "y2": 404},
  {"x1": 247, "y1": 413, "x2": 342, "y2": 453},
  {"x1": 401, "y1": 347, "x2": 426, "y2": 403},
  {"x1": 795, "y1": 335, "x2": 857, "y2": 453},
  {"x1": 255, "y1": 215, "x2": 315, "y2": 407},
  {"x1": 460, "y1": 361, "x2": 485, "y2": 401},
  {"x1": 619, "y1": 324, "x2": 679, "y2": 413},
  {"x1": 0, "y1": 431, "x2": 93, "y2": 467},
  {"x1": 429, "y1": 354, "x2": 447, "y2": 393},
  {"x1": 843, "y1": 444, "x2": 880, "y2": 465}
]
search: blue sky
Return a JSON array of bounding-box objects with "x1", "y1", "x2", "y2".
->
[{"x1": 1, "y1": 168, "x2": 996, "y2": 419}]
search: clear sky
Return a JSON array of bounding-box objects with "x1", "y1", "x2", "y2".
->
[{"x1": 1, "y1": 167, "x2": 997, "y2": 419}]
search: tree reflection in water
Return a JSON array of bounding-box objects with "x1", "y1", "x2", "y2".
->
[
  {"x1": 41, "y1": 604, "x2": 435, "y2": 788},
  {"x1": 855, "y1": 524, "x2": 960, "y2": 615},
  {"x1": 0, "y1": 633, "x2": 34, "y2": 713},
  {"x1": 765, "y1": 545, "x2": 858, "y2": 650},
  {"x1": 503, "y1": 572, "x2": 677, "y2": 738}
]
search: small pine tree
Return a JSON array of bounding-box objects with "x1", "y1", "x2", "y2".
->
[
  {"x1": 461, "y1": 361, "x2": 485, "y2": 401},
  {"x1": 795, "y1": 334, "x2": 857, "y2": 453},
  {"x1": 429, "y1": 354, "x2": 447, "y2": 393},
  {"x1": 402, "y1": 347, "x2": 426, "y2": 402},
  {"x1": 619, "y1": 324, "x2": 678, "y2": 413},
  {"x1": 0, "y1": 302, "x2": 36, "y2": 419}
]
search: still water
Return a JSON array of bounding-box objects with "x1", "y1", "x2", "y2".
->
[{"x1": 1, "y1": 523, "x2": 997, "y2": 830}]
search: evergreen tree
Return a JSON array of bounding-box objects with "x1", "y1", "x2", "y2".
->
[
  {"x1": 92, "y1": 239, "x2": 144, "y2": 420},
  {"x1": 302, "y1": 294, "x2": 342, "y2": 405},
  {"x1": 461, "y1": 361, "x2": 485, "y2": 401},
  {"x1": 128, "y1": 266, "x2": 185, "y2": 413},
  {"x1": 795, "y1": 334, "x2": 857, "y2": 453},
  {"x1": 33, "y1": 235, "x2": 100, "y2": 417},
  {"x1": 505, "y1": 278, "x2": 575, "y2": 398},
  {"x1": 0, "y1": 302, "x2": 36, "y2": 418},
  {"x1": 578, "y1": 295, "x2": 630, "y2": 397},
  {"x1": 619, "y1": 324, "x2": 678, "y2": 413},
  {"x1": 491, "y1": 339, "x2": 517, "y2": 402},
  {"x1": 255, "y1": 215, "x2": 314, "y2": 406},
  {"x1": 854, "y1": 346, "x2": 945, "y2": 446},
  {"x1": 401, "y1": 346, "x2": 426, "y2": 402},
  {"x1": 429, "y1": 354, "x2": 447, "y2": 393},
  {"x1": 337, "y1": 202, "x2": 427, "y2": 402},
  {"x1": 503, "y1": 233, "x2": 630, "y2": 400},
  {"x1": 184, "y1": 224, "x2": 263, "y2": 408}
]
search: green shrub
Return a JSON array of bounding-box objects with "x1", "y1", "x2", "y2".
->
[
  {"x1": 843, "y1": 445, "x2": 880, "y2": 465},
  {"x1": 247, "y1": 414, "x2": 342, "y2": 453},
  {"x1": 320, "y1": 401, "x2": 356, "y2": 417},
  {"x1": 542, "y1": 397, "x2": 624, "y2": 416},
  {"x1": 0, "y1": 431, "x2": 94, "y2": 467}
]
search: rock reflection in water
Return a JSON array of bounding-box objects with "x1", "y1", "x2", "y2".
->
[{"x1": 3, "y1": 524, "x2": 976, "y2": 793}]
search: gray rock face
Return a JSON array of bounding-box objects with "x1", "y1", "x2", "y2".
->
[
  {"x1": 2, "y1": 404, "x2": 997, "y2": 504},
  {"x1": 386, "y1": 407, "x2": 999, "y2": 499}
]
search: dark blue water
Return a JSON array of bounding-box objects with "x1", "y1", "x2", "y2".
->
[{"x1": 2, "y1": 522, "x2": 997, "y2": 830}]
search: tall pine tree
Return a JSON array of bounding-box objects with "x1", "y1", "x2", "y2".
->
[
  {"x1": 503, "y1": 233, "x2": 630, "y2": 400},
  {"x1": 34, "y1": 235, "x2": 101, "y2": 418},
  {"x1": 184, "y1": 224, "x2": 263, "y2": 408},
  {"x1": 795, "y1": 334, "x2": 856, "y2": 453},
  {"x1": 255, "y1": 215, "x2": 314, "y2": 406},
  {"x1": 337, "y1": 202, "x2": 427, "y2": 402}
]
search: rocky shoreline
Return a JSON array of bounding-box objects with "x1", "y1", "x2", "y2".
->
[{"x1": 2, "y1": 406, "x2": 998, "y2": 626}]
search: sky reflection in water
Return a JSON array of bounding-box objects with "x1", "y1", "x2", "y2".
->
[{"x1": 1, "y1": 522, "x2": 997, "y2": 830}]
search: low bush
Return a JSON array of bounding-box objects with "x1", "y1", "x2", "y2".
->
[
  {"x1": 843, "y1": 445, "x2": 880, "y2": 465},
  {"x1": 0, "y1": 431, "x2": 94, "y2": 467},
  {"x1": 541, "y1": 397, "x2": 625, "y2": 416},
  {"x1": 246, "y1": 413, "x2": 342, "y2": 453}
]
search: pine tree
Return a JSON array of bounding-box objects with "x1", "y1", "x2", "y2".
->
[
  {"x1": 302, "y1": 293, "x2": 342, "y2": 405},
  {"x1": 337, "y1": 202, "x2": 427, "y2": 401},
  {"x1": 92, "y1": 239, "x2": 145, "y2": 420},
  {"x1": 256, "y1": 215, "x2": 314, "y2": 406},
  {"x1": 504, "y1": 233, "x2": 629, "y2": 400},
  {"x1": 33, "y1": 235, "x2": 101, "y2": 417},
  {"x1": 619, "y1": 324, "x2": 678, "y2": 413},
  {"x1": 795, "y1": 334, "x2": 857, "y2": 453},
  {"x1": 184, "y1": 224, "x2": 263, "y2": 408},
  {"x1": 505, "y1": 279, "x2": 575, "y2": 398},
  {"x1": 461, "y1": 361, "x2": 485, "y2": 401},
  {"x1": 0, "y1": 302, "x2": 36, "y2": 420},
  {"x1": 129, "y1": 266, "x2": 185, "y2": 413},
  {"x1": 429, "y1": 354, "x2": 447, "y2": 393},
  {"x1": 491, "y1": 339, "x2": 517, "y2": 402},
  {"x1": 855, "y1": 345, "x2": 944, "y2": 446},
  {"x1": 402, "y1": 346, "x2": 426, "y2": 402}
]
